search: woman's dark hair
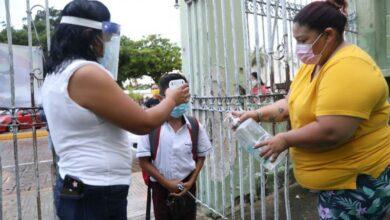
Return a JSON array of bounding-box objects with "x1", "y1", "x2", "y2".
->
[
  {"x1": 159, "y1": 73, "x2": 188, "y2": 96},
  {"x1": 293, "y1": 0, "x2": 348, "y2": 38},
  {"x1": 45, "y1": 0, "x2": 110, "y2": 74}
]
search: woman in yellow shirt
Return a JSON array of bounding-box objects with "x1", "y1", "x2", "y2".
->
[{"x1": 235, "y1": 0, "x2": 390, "y2": 219}]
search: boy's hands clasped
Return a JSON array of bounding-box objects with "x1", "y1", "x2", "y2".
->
[
  {"x1": 170, "y1": 180, "x2": 195, "y2": 197},
  {"x1": 164, "y1": 177, "x2": 195, "y2": 197}
]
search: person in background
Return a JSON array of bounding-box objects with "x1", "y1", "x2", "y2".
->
[
  {"x1": 250, "y1": 72, "x2": 268, "y2": 96},
  {"x1": 137, "y1": 73, "x2": 212, "y2": 220},
  {"x1": 250, "y1": 72, "x2": 269, "y2": 103},
  {"x1": 145, "y1": 84, "x2": 162, "y2": 108},
  {"x1": 41, "y1": 1, "x2": 189, "y2": 219},
  {"x1": 234, "y1": 0, "x2": 390, "y2": 219}
]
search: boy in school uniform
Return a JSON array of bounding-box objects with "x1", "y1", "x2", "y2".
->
[{"x1": 137, "y1": 73, "x2": 212, "y2": 220}]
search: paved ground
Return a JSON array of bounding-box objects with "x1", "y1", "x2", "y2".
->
[{"x1": 0, "y1": 135, "x2": 212, "y2": 220}]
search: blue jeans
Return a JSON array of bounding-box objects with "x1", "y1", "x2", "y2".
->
[{"x1": 54, "y1": 177, "x2": 129, "y2": 220}]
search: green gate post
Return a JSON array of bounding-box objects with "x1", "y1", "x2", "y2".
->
[{"x1": 356, "y1": 0, "x2": 390, "y2": 79}]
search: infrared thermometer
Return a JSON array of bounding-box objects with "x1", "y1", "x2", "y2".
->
[{"x1": 169, "y1": 79, "x2": 185, "y2": 89}]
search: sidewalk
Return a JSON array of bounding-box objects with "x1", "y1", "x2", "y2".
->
[
  {"x1": 127, "y1": 172, "x2": 154, "y2": 219},
  {"x1": 0, "y1": 130, "x2": 48, "y2": 141}
]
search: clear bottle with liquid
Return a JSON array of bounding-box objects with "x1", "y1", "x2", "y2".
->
[{"x1": 227, "y1": 115, "x2": 287, "y2": 170}]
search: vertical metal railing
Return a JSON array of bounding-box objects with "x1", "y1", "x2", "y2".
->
[
  {"x1": 1, "y1": 0, "x2": 54, "y2": 219},
  {"x1": 182, "y1": 0, "x2": 358, "y2": 219}
]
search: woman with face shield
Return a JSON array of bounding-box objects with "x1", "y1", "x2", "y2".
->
[
  {"x1": 233, "y1": 0, "x2": 390, "y2": 219},
  {"x1": 41, "y1": 1, "x2": 189, "y2": 219}
]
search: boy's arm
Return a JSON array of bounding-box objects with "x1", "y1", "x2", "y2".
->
[
  {"x1": 138, "y1": 157, "x2": 182, "y2": 193},
  {"x1": 188, "y1": 157, "x2": 205, "y2": 186},
  {"x1": 171, "y1": 157, "x2": 205, "y2": 197}
]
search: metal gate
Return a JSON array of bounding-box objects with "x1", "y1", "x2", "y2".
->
[
  {"x1": 0, "y1": 0, "x2": 54, "y2": 219},
  {"x1": 180, "y1": 0, "x2": 357, "y2": 219}
]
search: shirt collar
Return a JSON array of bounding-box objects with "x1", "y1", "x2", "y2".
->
[{"x1": 163, "y1": 115, "x2": 191, "y2": 130}]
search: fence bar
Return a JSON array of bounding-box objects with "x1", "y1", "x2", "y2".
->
[
  {"x1": 211, "y1": 0, "x2": 226, "y2": 213},
  {"x1": 228, "y1": 0, "x2": 246, "y2": 218},
  {"x1": 252, "y1": 0, "x2": 264, "y2": 91},
  {"x1": 194, "y1": 0, "x2": 204, "y2": 97},
  {"x1": 186, "y1": 3, "x2": 194, "y2": 95},
  {"x1": 248, "y1": 155, "x2": 255, "y2": 220},
  {"x1": 241, "y1": 3, "x2": 255, "y2": 218},
  {"x1": 5, "y1": 1, "x2": 22, "y2": 219},
  {"x1": 26, "y1": 0, "x2": 34, "y2": 73},
  {"x1": 220, "y1": 0, "x2": 235, "y2": 218},
  {"x1": 192, "y1": 0, "x2": 200, "y2": 96},
  {"x1": 284, "y1": 153, "x2": 291, "y2": 220},
  {"x1": 45, "y1": 0, "x2": 51, "y2": 52},
  {"x1": 281, "y1": 1, "x2": 292, "y2": 219},
  {"x1": 218, "y1": 109, "x2": 226, "y2": 216},
  {"x1": 273, "y1": 166, "x2": 279, "y2": 220},
  {"x1": 238, "y1": 145, "x2": 245, "y2": 219},
  {"x1": 281, "y1": 0, "x2": 291, "y2": 87},
  {"x1": 202, "y1": 0, "x2": 216, "y2": 209},
  {"x1": 260, "y1": 162, "x2": 266, "y2": 219},
  {"x1": 266, "y1": 0, "x2": 275, "y2": 89},
  {"x1": 11, "y1": 110, "x2": 22, "y2": 220},
  {"x1": 200, "y1": 0, "x2": 213, "y2": 206},
  {"x1": 261, "y1": 7, "x2": 268, "y2": 86},
  {"x1": 192, "y1": 1, "x2": 205, "y2": 202},
  {"x1": 274, "y1": 23, "x2": 280, "y2": 85},
  {"x1": 5, "y1": 0, "x2": 15, "y2": 107},
  {"x1": 30, "y1": 73, "x2": 43, "y2": 220}
]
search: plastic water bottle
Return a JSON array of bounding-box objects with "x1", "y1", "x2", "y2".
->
[{"x1": 227, "y1": 114, "x2": 287, "y2": 170}]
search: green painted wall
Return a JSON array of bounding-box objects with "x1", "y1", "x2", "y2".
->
[
  {"x1": 180, "y1": 0, "x2": 246, "y2": 97},
  {"x1": 356, "y1": 0, "x2": 390, "y2": 77}
]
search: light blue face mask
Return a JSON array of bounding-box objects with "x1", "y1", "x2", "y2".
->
[{"x1": 170, "y1": 103, "x2": 189, "y2": 118}]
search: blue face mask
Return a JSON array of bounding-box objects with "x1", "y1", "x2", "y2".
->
[{"x1": 170, "y1": 103, "x2": 189, "y2": 118}]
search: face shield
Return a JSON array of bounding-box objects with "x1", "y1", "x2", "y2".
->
[{"x1": 60, "y1": 16, "x2": 121, "y2": 80}]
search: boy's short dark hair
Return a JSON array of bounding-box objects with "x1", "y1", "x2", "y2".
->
[{"x1": 159, "y1": 73, "x2": 188, "y2": 96}]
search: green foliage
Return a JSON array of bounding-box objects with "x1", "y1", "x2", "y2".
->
[
  {"x1": 0, "y1": 8, "x2": 61, "y2": 54},
  {"x1": 118, "y1": 35, "x2": 182, "y2": 86},
  {"x1": 0, "y1": 9, "x2": 182, "y2": 87},
  {"x1": 127, "y1": 87, "x2": 144, "y2": 102}
]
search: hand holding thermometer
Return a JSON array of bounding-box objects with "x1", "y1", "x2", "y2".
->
[
  {"x1": 165, "y1": 79, "x2": 190, "y2": 105},
  {"x1": 169, "y1": 79, "x2": 186, "y2": 89}
]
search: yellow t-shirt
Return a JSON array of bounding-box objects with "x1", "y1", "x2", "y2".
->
[{"x1": 288, "y1": 44, "x2": 390, "y2": 190}]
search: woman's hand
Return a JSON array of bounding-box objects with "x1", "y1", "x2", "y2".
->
[
  {"x1": 231, "y1": 110, "x2": 260, "y2": 123},
  {"x1": 165, "y1": 84, "x2": 190, "y2": 105},
  {"x1": 254, "y1": 133, "x2": 289, "y2": 162}
]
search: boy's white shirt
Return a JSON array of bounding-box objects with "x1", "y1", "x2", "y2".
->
[{"x1": 136, "y1": 116, "x2": 212, "y2": 181}]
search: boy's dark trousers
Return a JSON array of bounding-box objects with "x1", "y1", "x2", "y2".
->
[{"x1": 151, "y1": 175, "x2": 196, "y2": 220}]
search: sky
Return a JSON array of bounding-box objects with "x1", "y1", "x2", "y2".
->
[{"x1": 0, "y1": 0, "x2": 182, "y2": 45}]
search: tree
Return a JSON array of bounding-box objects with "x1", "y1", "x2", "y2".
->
[
  {"x1": 0, "y1": 8, "x2": 61, "y2": 54},
  {"x1": 0, "y1": 10, "x2": 182, "y2": 86},
  {"x1": 118, "y1": 35, "x2": 182, "y2": 85}
]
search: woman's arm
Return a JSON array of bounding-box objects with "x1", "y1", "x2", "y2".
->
[
  {"x1": 68, "y1": 64, "x2": 190, "y2": 135},
  {"x1": 256, "y1": 115, "x2": 362, "y2": 161},
  {"x1": 233, "y1": 98, "x2": 290, "y2": 123}
]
